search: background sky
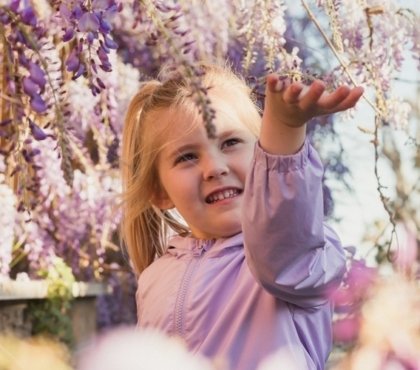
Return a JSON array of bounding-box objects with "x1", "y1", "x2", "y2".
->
[{"x1": 330, "y1": 55, "x2": 418, "y2": 260}]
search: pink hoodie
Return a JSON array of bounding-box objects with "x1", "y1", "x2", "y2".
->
[{"x1": 136, "y1": 140, "x2": 346, "y2": 370}]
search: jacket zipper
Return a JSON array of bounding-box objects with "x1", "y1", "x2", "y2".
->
[{"x1": 174, "y1": 244, "x2": 206, "y2": 337}]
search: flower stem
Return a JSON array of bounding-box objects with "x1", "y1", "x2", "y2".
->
[{"x1": 300, "y1": 0, "x2": 382, "y2": 116}]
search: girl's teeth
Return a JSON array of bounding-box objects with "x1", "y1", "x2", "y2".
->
[{"x1": 208, "y1": 189, "x2": 238, "y2": 203}]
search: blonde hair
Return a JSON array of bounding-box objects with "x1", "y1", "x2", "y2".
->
[{"x1": 120, "y1": 63, "x2": 261, "y2": 275}]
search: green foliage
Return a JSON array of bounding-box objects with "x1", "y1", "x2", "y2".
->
[{"x1": 27, "y1": 258, "x2": 76, "y2": 347}]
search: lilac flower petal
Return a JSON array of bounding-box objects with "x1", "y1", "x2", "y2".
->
[
  {"x1": 73, "y1": 5, "x2": 83, "y2": 19},
  {"x1": 29, "y1": 148, "x2": 41, "y2": 157},
  {"x1": 29, "y1": 62, "x2": 46, "y2": 88},
  {"x1": 97, "y1": 47, "x2": 109, "y2": 63},
  {"x1": 0, "y1": 119, "x2": 12, "y2": 126},
  {"x1": 30, "y1": 95, "x2": 48, "y2": 114},
  {"x1": 87, "y1": 31, "x2": 96, "y2": 44},
  {"x1": 96, "y1": 77, "x2": 106, "y2": 89},
  {"x1": 18, "y1": 53, "x2": 29, "y2": 68},
  {"x1": 62, "y1": 28, "x2": 74, "y2": 42},
  {"x1": 16, "y1": 30, "x2": 26, "y2": 44},
  {"x1": 0, "y1": 12, "x2": 11, "y2": 24},
  {"x1": 73, "y1": 63, "x2": 86, "y2": 79},
  {"x1": 99, "y1": 62, "x2": 112, "y2": 72},
  {"x1": 92, "y1": 0, "x2": 111, "y2": 10},
  {"x1": 66, "y1": 49, "x2": 80, "y2": 72},
  {"x1": 78, "y1": 12, "x2": 100, "y2": 32},
  {"x1": 104, "y1": 35, "x2": 118, "y2": 49},
  {"x1": 21, "y1": 6, "x2": 37, "y2": 26},
  {"x1": 99, "y1": 18, "x2": 112, "y2": 33},
  {"x1": 23, "y1": 76, "x2": 40, "y2": 96},
  {"x1": 10, "y1": 0, "x2": 20, "y2": 13},
  {"x1": 29, "y1": 120, "x2": 48, "y2": 140},
  {"x1": 59, "y1": 3, "x2": 72, "y2": 21}
]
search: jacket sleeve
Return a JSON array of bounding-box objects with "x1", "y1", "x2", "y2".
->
[{"x1": 242, "y1": 139, "x2": 346, "y2": 308}]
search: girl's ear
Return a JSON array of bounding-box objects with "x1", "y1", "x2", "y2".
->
[{"x1": 152, "y1": 189, "x2": 175, "y2": 210}]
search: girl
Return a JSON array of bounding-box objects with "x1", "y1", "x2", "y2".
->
[{"x1": 120, "y1": 64, "x2": 364, "y2": 370}]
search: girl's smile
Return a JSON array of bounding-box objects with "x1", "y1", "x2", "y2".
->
[{"x1": 204, "y1": 187, "x2": 243, "y2": 204}]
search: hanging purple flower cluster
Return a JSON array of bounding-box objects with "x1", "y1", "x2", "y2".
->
[
  {"x1": 55, "y1": 0, "x2": 122, "y2": 95},
  {"x1": 0, "y1": 1, "x2": 49, "y2": 118}
]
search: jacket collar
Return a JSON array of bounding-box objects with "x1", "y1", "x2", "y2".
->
[{"x1": 167, "y1": 232, "x2": 243, "y2": 257}]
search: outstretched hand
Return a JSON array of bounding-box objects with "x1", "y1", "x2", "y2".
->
[
  {"x1": 263, "y1": 74, "x2": 364, "y2": 128},
  {"x1": 259, "y1": 74, "x2": 364, "y2": 155}
]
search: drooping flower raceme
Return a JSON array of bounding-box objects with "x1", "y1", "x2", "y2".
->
[{"x1": 0, "y1": 172, "x2": 17, "y2": 279}]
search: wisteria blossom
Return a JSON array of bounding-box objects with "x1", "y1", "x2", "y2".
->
[{"x1": 0, "y1": 171, "x2": 16, "y2": 279}]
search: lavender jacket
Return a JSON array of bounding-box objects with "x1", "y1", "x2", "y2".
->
[{"x1": 136, "y1": 140, "x2": 346, "y2": 370}]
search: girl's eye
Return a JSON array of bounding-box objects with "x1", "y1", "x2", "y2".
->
[
  {"x1": 174, "y1": 152, "x2": 197, "y2": 165},
  {"x1": 222, "y1": 138, "x2": 241, "y2": 149}
]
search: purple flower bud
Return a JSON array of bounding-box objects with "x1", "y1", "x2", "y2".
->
[
  {"x1": 22, "y1": 149, "x2": 32, "y2": 162},
  {"x1": 0, "y1": 11, "x2": 11, "y2": 25},
  {"x1": 78, "y1": 12, "x2": 100, "y2": 32},
  {"x1": 29, "y1": 148, "x2": 41, "y2": 157},
  {"x1": 73, "y1": 63, "x2": 86, "y2": 79},
  {"x1": 66, "y1": 49, "x2": 80, "y2": 72},
  {"x1": 62, "y1": 28, "x2": 75, "y2": 42},
  {"x1": 15, "y1": 30, "x2": 26, "y2": 44},
  {"x1": 96, "y1": 77, "x2": 106, "y2": 89},
  {"x1": 91, "y1": 85, "x2": 101, "y2": 96},
  {"x1": 0, "y1": 119, "x2": 12, "y2": 127},
  {"x1": 21, "y1": 6, "x2": 37, "y2": 26},
  {"x1": 73, "y1": 5, "x2": 83, "y2": 19},
  {"x1": 29, "y1": 119, "x2": 49, "y2": 140},
  {"x1": 92, "y1": 0, "x2": 111, "y2": 10},
  {"x1": 91, "y1": 61, "x2": 98, "y2": 74},
  {"x1": 99, "y1": 18, "x2": 112, "y2": 33},
  {"x1": 10, "y1": 0, "x2": 20, "y2": 13},
  {"x1": 104, "y1": 35, "x2": 118, "y2": 49},
  {"x1": 30, "y1": 94, "x2": 48, "y2": 114},
  {"x1": 97, "y1": 46, "x2": 109, "y2": 63},
  {"x1": 86, "y1": 31, "x2": 96, "y2": 44},
  {"x1": 28, "y1": 62, "x2": 46, "y2": 88},
  {"x1": 23, "y1": 76, "x2": 40, "y2": 96},
  {"x1": 99, "y1": 63, "x2": 112, "y2": 72},
  {"x1": 18, "y1": 53, "x2": 29, "y2": 68}
]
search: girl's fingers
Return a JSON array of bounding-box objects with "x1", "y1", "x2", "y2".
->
[
  {"x1": 317, "y1": 85, "x2": 351, "y2": 110},
  {"x1": 326, "y1": 86, "x2": 364, "y2": 112},
  {"x1": 282, "y1": 82, "x2": 304, "y2": 103},
  {"x1": 297, "y1": 80, "x2": 326, "y2": 110}
]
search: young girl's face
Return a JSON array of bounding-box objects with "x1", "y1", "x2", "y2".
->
[{"x1": 154, "y1": 94, "x2": 258, "y2": 239}]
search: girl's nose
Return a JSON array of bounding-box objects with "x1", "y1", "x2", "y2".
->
[{"x1": 202, "y1": 154, "x2": 229, "y2": 181}]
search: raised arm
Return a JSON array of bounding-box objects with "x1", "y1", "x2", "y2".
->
[
  {"x1": 260, "y1": 74, "x2": 364, "y2": 155},
  {"x1": 242, "y1": 75, "x2": 363, "y2": 308}
]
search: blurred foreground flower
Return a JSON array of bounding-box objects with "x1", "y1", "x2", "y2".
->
[
  {"x1": 77, "y1": 326, "x2": 217, "y2": 370},
  {"x1": 0, "y1": 335, "x2": 72, "y2": 370},
  {"x1": 332, "y1": 275, "x2": 420, "y2": 370},
  {"x1": 330, "y1": 255, "x2": 378, "y2": 346}
]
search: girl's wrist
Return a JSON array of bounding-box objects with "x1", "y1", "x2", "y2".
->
[{"x1": 259, "y1": 120, "x2": 306, "y2": 155}]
